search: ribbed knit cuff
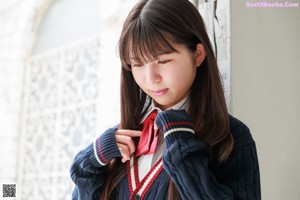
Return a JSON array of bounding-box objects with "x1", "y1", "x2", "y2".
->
[
  {"x1": 91, "y1": 127, "x2": 122, "y2": 167},
  {"x1": 155, "y1": 109, "x2": 194, "y2": 144}
]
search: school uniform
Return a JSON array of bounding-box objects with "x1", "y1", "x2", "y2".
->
[{"x1": 70, "y1": 98, "x2": 261, "y2": 200}]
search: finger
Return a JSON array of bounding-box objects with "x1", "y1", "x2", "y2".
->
[
  {"x1": 115, "y1": 135, "x2": 136, "y2": 155},
  {"x1": 122, "y1": 157, "x2": 127, "y2": 163},
  {"x1": 115, "y1": 129, "x2": 142, "y2": 137},
  {"x1": 117, "y1": 143, "x2": 130, "y2": 162}
]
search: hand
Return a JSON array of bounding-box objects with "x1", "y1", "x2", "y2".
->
[{"x1": 115, "y1": 129, "x2": 142, "y2": 163}]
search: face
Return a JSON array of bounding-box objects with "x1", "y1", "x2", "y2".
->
[{"x1": 131, "y1": 43, "x2": 205, "y2": 110}]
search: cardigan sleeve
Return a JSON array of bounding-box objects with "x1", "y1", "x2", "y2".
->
[
  {"x1": 163, "y1": 132, "x2": 234, "y2": 200},
  {"x1": 161, "y1": 115, "x2": 260, "y2": 199},
  {"x1": 70, "y1": 127, "x2": 122, "y2": 200}
]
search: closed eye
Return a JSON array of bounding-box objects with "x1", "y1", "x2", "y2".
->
[
  {"x1": 158, "y1": 59, "x2": 171, "y2": 64},
  {"x1": 131, "y1": 63, "x2": 144, "y2": 67}
]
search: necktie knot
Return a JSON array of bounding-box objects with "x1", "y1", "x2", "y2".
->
[{"x1": 135, "y1": 110, "x2": 159, "y2": 157}]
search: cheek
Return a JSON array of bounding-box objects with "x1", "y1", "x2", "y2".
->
[
  {"x1": 172, "y1": 66, "x2": 195, "y2": 81},
  {"x1": 176, "y1": 67, "x2": 197, "y2": 88},
  {"x1": 132, "y1": 70, "x2": 144, "y2": 87}
]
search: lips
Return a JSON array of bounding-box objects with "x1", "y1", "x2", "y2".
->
[{"x1": 151, "y1": 88, "x2": 168, "y2": 96}]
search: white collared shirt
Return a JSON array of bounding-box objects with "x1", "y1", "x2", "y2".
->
[{"x1": 138, "y1": 97, "x2": 189, "y2": 180}]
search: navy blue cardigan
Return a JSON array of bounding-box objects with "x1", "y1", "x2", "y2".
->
[{"x1": 70, "y1": 115, "x2": 260, "y2": 199}]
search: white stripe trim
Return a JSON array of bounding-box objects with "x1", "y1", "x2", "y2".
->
[
  {"x1": 130, "y1": 156, "x2": 136, "y2": 190},
  {"x1": 164, "y1": 128, "x2": 194, "y2": 138},
  {"x1": 93, "y1": 140, "x2": 107, "y2": 166},
  {"x1": 137, "y1": 160, "x2": 163, "y2": 195}
]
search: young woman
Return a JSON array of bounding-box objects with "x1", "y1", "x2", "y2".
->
[{"x1": 70, "y1": 0, "x2": 261, "y2": 199}]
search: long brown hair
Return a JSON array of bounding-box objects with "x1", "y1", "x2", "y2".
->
[{"x1": 101, "y1": 0, "x2": 234, "y2": 199}]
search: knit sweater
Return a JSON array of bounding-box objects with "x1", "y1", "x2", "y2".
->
[{"x1": 70, "y1": 111, "x2": 260, "y2": 200}]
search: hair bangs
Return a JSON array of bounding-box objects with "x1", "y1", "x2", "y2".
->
[{"x1": 120, "y1": 18, "x2": 177, "y2": 70}]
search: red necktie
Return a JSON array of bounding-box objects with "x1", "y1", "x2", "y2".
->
[{"x1": 135, "y1": 110, "x2": 159, "y2": 157}]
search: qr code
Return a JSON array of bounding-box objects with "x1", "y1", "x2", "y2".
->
[{"x1": 2, "y1": 184, "x2": 16, "y2": 198}]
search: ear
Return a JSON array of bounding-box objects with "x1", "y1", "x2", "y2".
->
[{"x1": 194, "y1": 43, "x2": 206, "y2": 67}]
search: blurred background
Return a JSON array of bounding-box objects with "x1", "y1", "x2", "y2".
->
[{"x1": 0, "y1": 0, "x2": 299, "y2": 199}]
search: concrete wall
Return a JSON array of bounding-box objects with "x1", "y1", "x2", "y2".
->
[{"x1": 231, "y1": 2, "x2": 300, "y2": 200}]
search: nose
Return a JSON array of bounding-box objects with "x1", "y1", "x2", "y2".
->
[{"x1": 145, "y1": 62, "x2": 161, "y2": 84}]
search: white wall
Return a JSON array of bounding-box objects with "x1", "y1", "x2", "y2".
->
[
  {"x1": 231, "y1": 2, "x2": 300, "y2": 200},
  {"x1": 0, "y1": 0, "x2": 39, "y2": 184},
  {"x1": 32, "y1": 0, "x2": 102, "y2": 54}
]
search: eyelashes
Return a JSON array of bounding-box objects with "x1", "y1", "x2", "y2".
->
[
  {"x1": 131, "y1": 63, "x2": 143, "y2": 67},
  {"x1": 131, "y1": 59, "x2": 172, "y2": 67},
  {"x1": 158, "y1": 59, "x2": 171, "y2": 64}
]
